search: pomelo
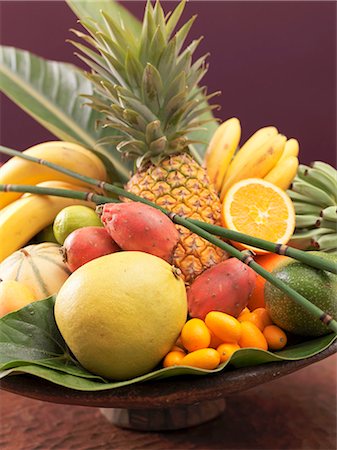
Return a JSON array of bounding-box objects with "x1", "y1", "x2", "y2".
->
[
  {"x1": 54, "y1": 251, "x2": 187, "y2": 380},
  {"x1": 264, "y1": 252, "x2": 337, "y2": 336}
]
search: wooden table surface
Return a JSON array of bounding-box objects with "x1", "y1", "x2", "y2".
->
[{"x1": 1, "y1": 354, "x2": 336, "y2": 450}]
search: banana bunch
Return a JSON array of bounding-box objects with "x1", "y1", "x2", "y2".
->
[
  {"x1": 0, "y1": 141, "x2": 107, "y2": 209},
  {"x1": 0, "y1": 180, "x2": 96, "y2": 262},
  {"x1": 204, "y1": 118, "x2": 299, "y2": 201},
  {"x1": 287, "y1": 161, "x2": 337, "y2": 252}
]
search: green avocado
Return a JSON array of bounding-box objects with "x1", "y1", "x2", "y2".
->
[{"x1": 264, "y1": 252, "x2": 337, "y2": 337}]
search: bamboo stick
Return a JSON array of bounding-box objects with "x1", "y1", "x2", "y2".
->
[
  {"x1": 190, "y1": 219, "x2": 337, "y2": 275},
  {"x1": 1, "y1": 145, "x2": 336, "y2": 275},
  {"x1": 0, "y1": 184, "x2": 113, "y2": 205},
  {"x1": 1, "y1": 182, "x2": 336, "y2": 334}
]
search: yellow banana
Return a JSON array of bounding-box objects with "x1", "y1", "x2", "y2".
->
[
  {"x1": 221, "y1": 126, "x2": 278, "y2": 186},
  {"x1": 264, "y1": 155, "x2": 299, "y2": 190},
  {"x1": 0, "y1": 181, "x2": 96, "y2": 262},
  {"x1": 279, "y1": 138, "x2": 299, "y2": 162},
  {"x1": 204, "y1": 117, "x2": 241, "y2": 192},
  {"x1": 63, "y1": 143, "x2": 107, "y2": 181},
  {"x1": 220, "y1": 133, "x2": 287, "y2": 201},
  {"x1": 0, "y1": 141, "x2": 107, "y2": 209}
]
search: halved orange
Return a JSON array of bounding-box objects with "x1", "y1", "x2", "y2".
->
[{"x1": 221, "y1": 178, "x2": 295, "y2": 254}]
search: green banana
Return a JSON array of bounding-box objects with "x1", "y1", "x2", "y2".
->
[
  {"x1": 316, "y1": 219, "x2": 337, "y2": 231},
  {"x1": 289, "y1": 227, "x2": 335, "y2": 250},
  {"x1": 321, "y1": 206, "x2": 337, "y2": 222},
  {"x1": 311, "y1": 161, "x2": 337, "y2": 181},
  {"x1": 287, "y1": 189, "x2": 320, "y2": 205},
  {"x1": 297, "y1": 165, "x2": 337, "y2": 202},
  {"x1": 291, "y1": 180, "x2": 335, "y2": 208},
  {"x1": 297, "y1": 164, "x2": 310, "y2": 178},
  {"x1": 289, "y1": 161, "x2": 337, "y2": 252},
  {"x1": 292, "y1": 201, "x2": 322, "y2": 215},
  {"x1": 295, "y1": 214, "x2": 320, "y2": 229},
  {"x1": 313, "y1": 233, "x2": 337, "y2": 252}
]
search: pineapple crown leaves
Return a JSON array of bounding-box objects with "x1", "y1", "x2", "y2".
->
[{"x1": 70, "y1": 0, "x2": 219, "y2": 167}]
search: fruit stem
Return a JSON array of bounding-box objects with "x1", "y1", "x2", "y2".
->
[
  {"x1": 0, "y1": 183, "x2": 118, "y2": 204},
  {"x1": 189, "y1": 219, "x2": 337, "y2": 275},
  {"x1": 1, "y1": 145, "x2": 337, "y2": 333}
]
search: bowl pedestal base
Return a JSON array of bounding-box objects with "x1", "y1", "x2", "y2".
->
[{"x1": 100, "y1": 398, "x2": 226, "y2": 431}]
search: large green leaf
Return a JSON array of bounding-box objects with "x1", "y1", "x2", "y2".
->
[
  {"x1": 0, "y1": 297, "x2": 336, "y2": 391},
  {"x1": 0, "y1": 45, "x2": 131, "y2": 182},
  {"x1": 66, "y1": 0, "x2": 219, "y2": 164}
]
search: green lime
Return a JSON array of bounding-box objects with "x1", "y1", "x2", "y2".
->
[
  {"x1": 35, "y1": 224, "x2": 58, "y2": 244},
  {"x1": 264, "y1": 252, "x2": 337, "y2": 337},
  {"x1": 53, "y1": 205, "x2": 102, "y2": 244}
]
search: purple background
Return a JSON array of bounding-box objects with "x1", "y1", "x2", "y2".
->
[{"x1": 1, "y1": 1, "x2": 336, "y2": 165}]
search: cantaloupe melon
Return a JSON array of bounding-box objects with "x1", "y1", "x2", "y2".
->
[{"x1": 0, "y1": 243, "x2": 70, "y2": 299}]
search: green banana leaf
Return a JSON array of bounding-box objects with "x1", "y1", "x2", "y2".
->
[
  {"x1": 66, "y1": 0, "x2": 219, "y2": 164},
  {"x1": 0, "y1": 297, "x2": 335, "y2": 391},
  {"x1": 0, "y1": 45, "x2": 132, "y2": 182}
]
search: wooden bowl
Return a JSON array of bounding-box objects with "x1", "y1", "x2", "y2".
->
[{"x1": 1, "y1": 340, "x2": 336, "y2": 430}]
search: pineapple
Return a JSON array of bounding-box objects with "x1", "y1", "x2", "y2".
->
[
  {"x1": 126, "y1": 152, "x2": 225, "y2": 282},
  {"x1": 72, "y1": 0, "x2": 227, "y2": 282}
]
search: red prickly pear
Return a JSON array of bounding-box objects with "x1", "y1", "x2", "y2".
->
[
  {"x1": 187, "y1": 258, "x2": 257, "y2": 319},
  {"x1": 62, "y1": 226, "x2": 120, "y2": 272},
  {"x1": 100, "y1": 202, "x2": 180, "y2": 263}
]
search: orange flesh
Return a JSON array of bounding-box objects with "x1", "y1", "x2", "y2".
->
[{"x1": 229, "y1": 184, "x2": 289, "y2": 240}]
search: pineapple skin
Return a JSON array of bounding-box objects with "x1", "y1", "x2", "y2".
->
[{"x1": 126, "y1": 153, "x2": 228, "y2": 283}]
